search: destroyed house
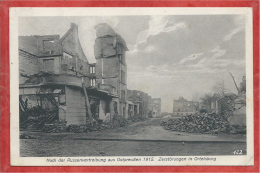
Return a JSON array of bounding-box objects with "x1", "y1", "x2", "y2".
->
[
  {"x1": 127, "y1": 90, "x2": 161, "y2": 118},
  {"x1": 131, "y1": 90, "x2": 147, "y2": 117},
  {"x1": 94, "y1": 23, "x2": 129, "y2": 119},
  {"x1": 150, "y1": 98, "x2": 161, "y2": 118},
  {"x1": 19, "y1": 22, "x2": 162, "y2": 130},
  {"x1": 126, "y1": 89, "x2": 140, "y2": 117},
  {"x1": 19, "y1": 23, "x2": 119, "y2": 129}
]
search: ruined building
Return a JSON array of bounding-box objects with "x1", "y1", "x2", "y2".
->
[
  {"x1": 93, "y1": 24, "x2": 162, "y2": 119},
  {"x1": 19, "y1": 23, "x2": 161, "y2": 128},
  {"x1": 19, "y1": 23, "x2": 117, "y2": 127},
  {"x1": 94, "y1": 23, "x2": 129, "y2": 119},
  {"x1": 150, "y1": 98, "x2": 161, "y2": 118},
  {"x1": 127, "y1": 89, "x2": 139, "y2": 117}
]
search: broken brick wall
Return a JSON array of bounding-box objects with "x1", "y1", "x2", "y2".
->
[
  {"x1": 38, "y1": 57, "x2": 61, "y2": 74},
  {"x1": 19, "y1": 35, "x2": 40, "y2": 55},
  {"x1": 61, "y1": 23, "x2": 90, "y2": 77},
  {"x1": 94, "y1": 37, "x2": 117, "y2": 58},
  {"x1": 37, "y1": 35, "x2": 61, "y2": 57},
  {"x1": 19, "y1": 51, "x2": 40, "y2": 84},
  {"x1": 95, "y1": 56, "x2": 119, "y2": 89},
  {"x1": 19, "y1": 35, "x2": 62, "y2": 78}
]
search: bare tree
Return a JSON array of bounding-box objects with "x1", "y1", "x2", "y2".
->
[
  {"x1": 212, "y1": 79, "x2": 230, "y2": 97},
  {"x1": 200, "y1": 93, "x2": 214, "y2": 113}
]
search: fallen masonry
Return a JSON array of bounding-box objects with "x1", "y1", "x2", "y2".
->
[
  {"x1": 19, "y1": 132, "x2": 37, "y2": 139},
  {"x1": 20, "y1": 114, "x2": 148, "y2": 136},
  {"x1": 160, "y1": 113, "x2": 246, "y2": 134}
]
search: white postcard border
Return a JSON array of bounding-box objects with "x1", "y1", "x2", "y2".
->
[{"x1": 10, "y1": 7, "x2": 254, "y2": 166}]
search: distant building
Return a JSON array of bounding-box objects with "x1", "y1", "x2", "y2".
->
[
  {"x1": 131, "y1": 90, "x2": 149, "y2": 117},
  {"x1": 173, "y1": 97, "x2": 198, "y2": 116},
  {"x1": 127, "y1": 90, "x2": 161, "y2": 118},
  {"x1": 148, "y1": 97, "x2": 161, "y2": 117},
  {"x1": 126, "y1": 89, "x2": 139, "y2": 117}
]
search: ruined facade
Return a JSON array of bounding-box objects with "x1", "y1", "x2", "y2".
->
[
  {"x1": 19, "y1": 23, "x2": 161, "y2": 128},
  {"x1": 126, "y1": 89, "x2": 139, "y2": 117},
  {"x1": 19, "y1": 23, "x2": 117, "y2": 127},
  {"x1": 94, "y1": 23, "x2": 129, "y2": 119},
  {"x1": 126, "y1": 90, "x2": 161, "y2": 118}
]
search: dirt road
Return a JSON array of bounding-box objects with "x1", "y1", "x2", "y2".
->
[{"x1": 20, "y1": 118, "x2": 246, "y2": 157}]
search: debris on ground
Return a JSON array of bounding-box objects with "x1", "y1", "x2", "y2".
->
[
  {"x1": 160, "y1": 113, "x2": 246, "y2": 134},
  {"x1": 39, "y1": 114, "x2": 148, "y2": 133},
  {"x1": 66, "y1": 120, "x2": 104, "y2": 133},
  {"x1": 41, "y1": 120, "x2": 67, "y2": 133},
  {"x1": 20, "y1": 132, "x2": 37, "y2": 139}
]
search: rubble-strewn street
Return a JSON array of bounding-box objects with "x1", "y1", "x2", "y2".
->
[{"x1": 20, "y1": 118, "x2": 246, "y2": 157}]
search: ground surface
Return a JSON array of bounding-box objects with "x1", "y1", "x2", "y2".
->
[{"x1": 20, "y1": 118, "x2": 246, "y2": 157}]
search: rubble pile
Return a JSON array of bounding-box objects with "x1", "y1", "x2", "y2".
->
[
  {"x1": 112, "y1": 114, "x2": 131, "y2": 127},
  {"x1": 41, "y1": 120, "x2": 67, "y2": 133},
  {"x1": 20, "y1": 118, "x2": 39, "y2": 130},
  {"x1": 20, "y1": 132, "x2": 37, "y2": 139},
  {"x1": 230, "y1": 125, "x2": 246, "y2": 134},
  {"x1": 66, "y1": 120, "x2": 105, "y2": 133},
  {"x1": 128, "y1": 114, "x2": 148, "y2": 123},
  {"x1": 160, "y1": 113, "x2": 246, "y2": 134},
  {"x1": 20, "y1": 113, "x2": 148, "y2": 134},
  {"x1": 54, "y1": 114, "x2": 147, "y2": 133},
  {"x1": 66, "y1": 124, "x2": 87, "y2": 133}
]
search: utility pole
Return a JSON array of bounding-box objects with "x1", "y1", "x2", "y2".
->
[
  {"x1": 82, "y1": 78, "x2": 93, "y2": 123},
  {"x1": 229, "y1": 72, "x2": 239, "y2": 93}
]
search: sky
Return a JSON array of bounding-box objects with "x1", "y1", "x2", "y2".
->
[{"x1": 19, "y1": 15, "x2": 246, "y2": 112}]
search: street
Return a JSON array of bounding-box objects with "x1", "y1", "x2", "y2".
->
[{"x1": 20, "y1": 118, "x2": 246, "y2": 157}]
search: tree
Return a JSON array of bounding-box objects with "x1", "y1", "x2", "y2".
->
[
  {"x1": 200, "y1": 93, "x2": 221, "y2": 113},
  {"x1": 200, "y1": 93, "x2": 214, "y2": 113},
  {"x1": 212, "y1": 79, "x2": 230, "y2": 97}
]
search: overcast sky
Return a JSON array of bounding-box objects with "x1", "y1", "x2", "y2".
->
[{"x1": 19, "y1": 15, "x2": 246, "y2": 112}]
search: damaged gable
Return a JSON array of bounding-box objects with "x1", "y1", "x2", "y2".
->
[{"x1": 61, "y1": 23, "x2": 88, "y2": 63}]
